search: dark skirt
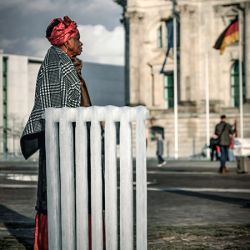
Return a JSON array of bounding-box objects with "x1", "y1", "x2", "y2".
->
[{"x1": 36, "y1": 133, "x2": 47, "y2": 213}]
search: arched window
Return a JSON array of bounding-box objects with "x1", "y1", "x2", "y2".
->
[
  {"x1": 157, "y1": 25, "x2": 163, "y2": 48},
  {"x1": 157, "y1": 18, "x2": 180, "y2": 50},
  {"x1": 230, "y1": 60, "x2": 246, "y2": 107}
]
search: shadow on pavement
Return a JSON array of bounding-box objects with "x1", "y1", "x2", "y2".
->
[
  {"x1": 0, "y1": 204, "x2": 34, "y2": 249},
  {"x1": 166, "y1": 190, "x2": 250, "y2": 208}
]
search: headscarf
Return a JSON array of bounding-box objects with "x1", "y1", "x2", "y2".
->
[{"x1": 47, "y1": 16, "x2": 79, "y2": 46}]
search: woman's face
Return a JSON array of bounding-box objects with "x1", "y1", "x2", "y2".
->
[{"x1": 66, "y1": 32, "x2": 83, "y2": 57}]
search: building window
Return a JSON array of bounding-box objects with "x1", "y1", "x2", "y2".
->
[
  {"x1": 2, "y1": 57, "x2": 8, "y2": 155},
  {"x1": 230, "y1": 60, "x2": 246, "y2": 107},
  {"x1": 164, "y1": 73, "x2": 174, "y2": 108},
  {"x1": 157, "y1": 25, "x2": 163, "y2": 48},
  {"x1": 165, "y1": 19, "x2": 173, "y2": 50},
  {"x1": 157, "y1": 19, "x2": 179, "y2": 50}
]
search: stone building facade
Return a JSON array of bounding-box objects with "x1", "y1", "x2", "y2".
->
[{"x1": 120, "y1": 0, "x2": 250, "y2": 158}]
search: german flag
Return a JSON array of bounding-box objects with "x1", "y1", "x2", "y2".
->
[{"x1": 213, "y1": 19, "x2": 239, "y2": 54}]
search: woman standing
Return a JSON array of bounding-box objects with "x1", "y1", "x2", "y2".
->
[{"x1": 20, "y1": 16, "x2": 84, "y2": 249}]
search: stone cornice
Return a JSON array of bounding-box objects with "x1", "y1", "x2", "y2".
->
[
  {"x1": 178, "y1": 4, "x2": 197, "y2": 15},
  {"x1": 125, "y1": 10, "x2": 144, "y2": 20}
]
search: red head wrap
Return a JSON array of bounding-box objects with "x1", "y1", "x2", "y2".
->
[{"x1": 47, "y1": 16, "x2": 79, "y2": 46}]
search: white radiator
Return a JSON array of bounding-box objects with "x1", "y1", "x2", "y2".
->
[{"x1": 45, "y1": 106, "x2": 148, "y2": 250}]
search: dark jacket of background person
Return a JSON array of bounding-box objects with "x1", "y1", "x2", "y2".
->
[
  {"x1": 215, "y1": 121, "x2": 234, "y2": 146},
  {"x1": 215, "y1": 118, "x2": 235, "y2": 174}
]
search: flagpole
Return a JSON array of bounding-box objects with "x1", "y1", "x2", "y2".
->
[
  {"x1": 173, "y1": 13, "x2": 178, "y2": 159},
  {"x1": 238, "y1": 9, "x2": 244, "y2": 138},
  {"x1": 205, "y1": 53, "x2": 210, "y2": 159}
]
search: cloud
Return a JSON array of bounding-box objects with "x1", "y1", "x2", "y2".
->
[
  {"x1": 26, "y1": 38, "x2": 50, "y2": 58},
  {"x1": 0, "y1": 0, "x2": 24, "y2": 9},
  {"x1": 0, "y1": 0, "x2": 123, "y2": 52},
  {"x1": 0, "y1": 38, "x2": 18, "y2": 49},
  {"x1": 2, "y1": 24, "x2": 125, "y2": 65},
  {"x1": 0, "y1": 0, "x2": 120, "y2": 15},
  {"x1": 78, "y1": 25, "x2": 124, "y2": 65}
]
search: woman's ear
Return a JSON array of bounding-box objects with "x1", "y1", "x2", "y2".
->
[
  {"x1": 64, "y1": 41, "x2": 69, "y2": 50},
  {"x1": 63, "y1": 40, "x2": 75, "y2": 57}
]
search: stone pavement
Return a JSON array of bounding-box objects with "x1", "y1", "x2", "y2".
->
[
  {"x1": 147, "y1": 159, "x2": 250, "y2": 249},
  {"x1": 0, "y1": 159, "x2": 250, "y2": 249},
  {"x1": 148, "y1": 224, "x2": 250, "y2": 249}
]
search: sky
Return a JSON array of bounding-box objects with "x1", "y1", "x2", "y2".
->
[{"x1": 0, "y1": 0, "x2": 124, "y2": 65}]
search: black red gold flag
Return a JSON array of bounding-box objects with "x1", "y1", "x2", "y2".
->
[{"x1": 213, "y1": 19, "x2": 239, "y2": 54}]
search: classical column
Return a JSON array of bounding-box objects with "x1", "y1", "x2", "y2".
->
[
  {"x1": 125, "y1": 10, "x2": 144, "y2": 106},
  {"x1": 179, "y1": 4, "x2": 198, "y2": 105}
]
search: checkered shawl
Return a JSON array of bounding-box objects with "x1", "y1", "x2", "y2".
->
[{"x1": 20, "y1": 46, "x2": 81, "y2": 159}]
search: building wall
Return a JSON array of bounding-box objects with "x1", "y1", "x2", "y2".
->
[
  {"x1": 125, "y1": 0, "x2": 250, "y2": 157},
  {"x1": 0, "y1": 54, "x2": 41, "y2": 157},
  {"x1": 7, "y1": 56, "x2": 29, "y2": 155},
  {"x1": 179, "y1": 2, "x2": 241, "y2": 108},
  {"x1": 146, "y1": 111, "x2": 250, "y2": 158}
]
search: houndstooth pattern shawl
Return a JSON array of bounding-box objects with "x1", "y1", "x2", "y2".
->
[{"x1": 20, "y1": 46, "x2": 81, "y2": 158}]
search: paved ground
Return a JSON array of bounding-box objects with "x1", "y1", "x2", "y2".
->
[
  {"x1": 146, "y1": 160, "x2": 250, "y2": 249},
  {"x1": 0, "y1": 159, "x2": 250, "y2": 249}
]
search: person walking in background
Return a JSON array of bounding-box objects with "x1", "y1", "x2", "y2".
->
[
  {"x1": 228, "y1": 120, "x2": 237, "y2": 162},
  {"x1": 209, "y1": 135, "x2": 220, "y2": 161},
  {"x1": 228, "y1": 134, "x2": 236, "y2": 161},
  {"x1": 20, "y1": 16, "x2": 85, "y2": 250},
  {"x1": 215, "y1": 115, "x2": 235, "y2": 174},
  {"x1": 156, "y1": 134, "x2": 166, "y2": 167}
]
